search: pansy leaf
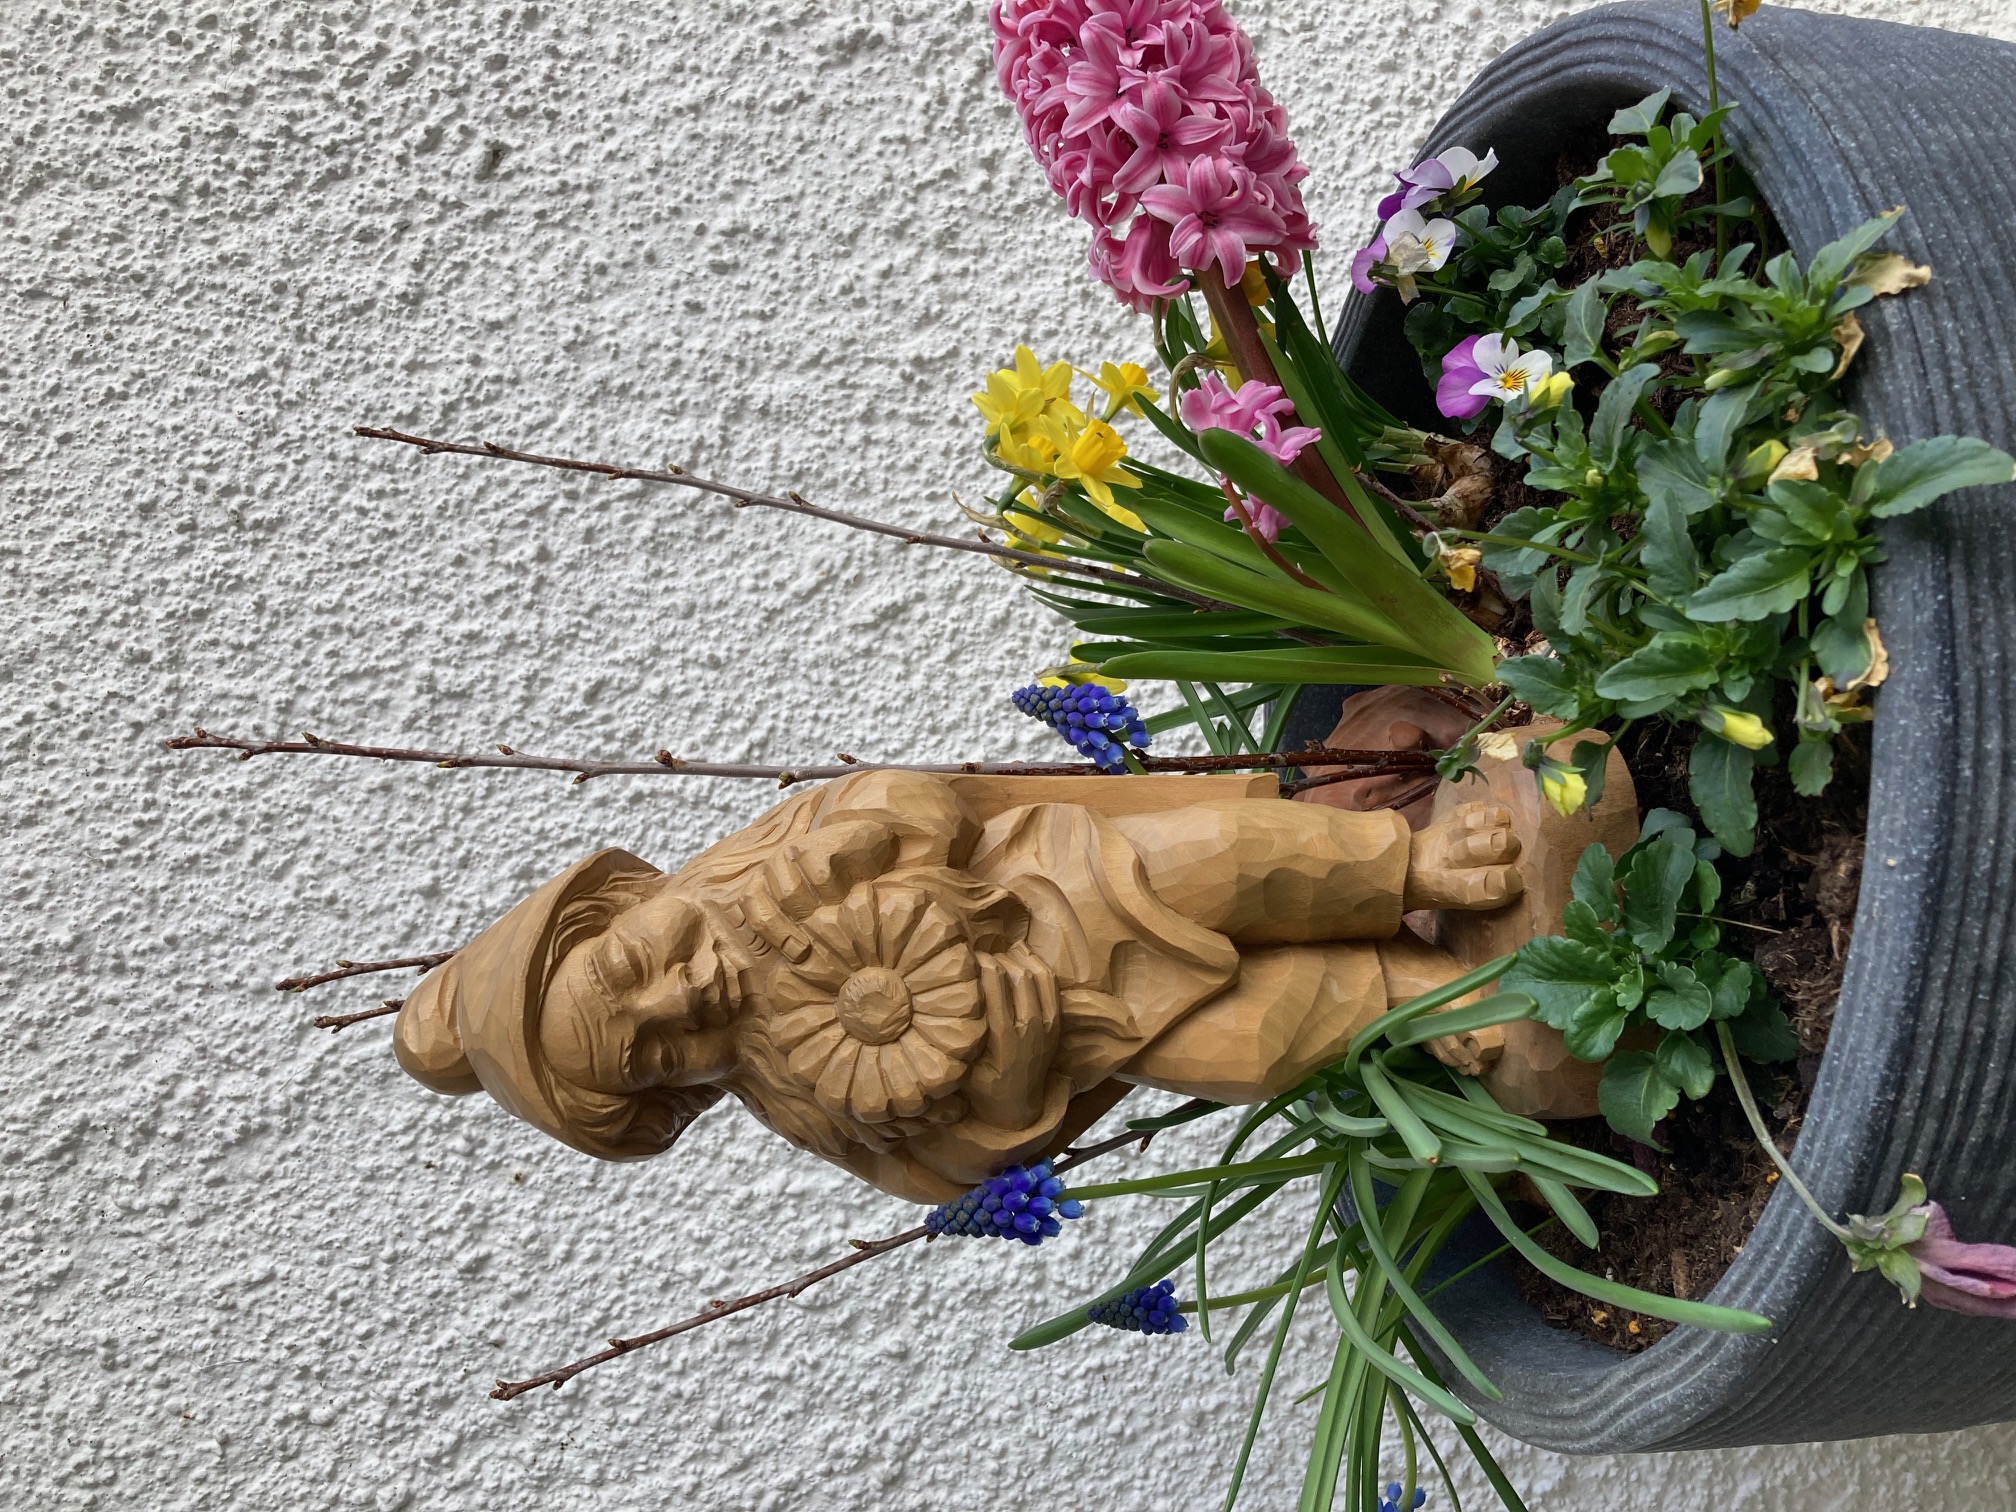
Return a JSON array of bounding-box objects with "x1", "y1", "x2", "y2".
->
[
  {"x1": 1688, "y1": 735, "x2": 1758, "y2": 857},
  {"x1": 1571, "y1": 843, "x2": 1620, "y2": 923},
  {"x1": 1640, "y1": 493, "x2": 1703, "y2": 599},
  {"x1": 1728, "y1": 997, "x2": 1801, "y2": 1063},
  {"x1": 1557, "y1": 563, "x2": 1608, "y2": 637},
  {"x1": 1609, "y1": 88, "x2": 1672, "y2": 136},
  {"x1": 1805, "y1": 209, "x2": 1904, "y2": 295},
  {"x1": 1709, "y1": 957, "x2": 1759, "y2": 1021},
  {"x1": 1599, "y1": 1051, "x2": 1679, "y2": 1148},
  {"x1": 1561, "y1": 898, "x2": 1614, "y2": 949},
  {"x1": 1856, "y1": 436, "x2": 2016, "y2": 517},
  {"x1": 1496, "y1": 654, "x2": 1582, "y2": 718},
  {"x1": 1686, "y1": 547, "x2": 1813, "y2": 622},
  {"x1": 1564, "y1": 990, "x2": 1633, "y2": 1062},
  {"x1": 1506, "y1": 937, "x2": 1619, "y2": 1028},
  {"x1": 1638, "y1": 438, "x2": 1718, "y2": 518},
  {"x1": 1561, "y1": 279, "x2": 1608, "y2": 370},
  {"x1": 1694, "y1": 384, "x2": 1756, "y2": 475},
  {"x1": 1591, "y1": 363, "x2": 1662, "y2": 469},
  {"x1": 1672, "y1": 310, "x2": 1755, "y2": 354},
  {"x1": 1593, "y1": 630, "x2": 1719, "y2": 703},
  {"x1": 1790, "y1": 733, "x2": 1836, "y2": 796},
  {"x1": 1622, "y1": 831, "x2": 1697, "y2": 952},
  {"x1": 1647, "y1": 961, "x2": 1714, "y2": 1031},
  {"x1": 1652, "y1": 148, "x2": 1704, "y2": 201},
  {"x1": 1656, "y1": 1030, "x2": 1717, "y2": 1100}
]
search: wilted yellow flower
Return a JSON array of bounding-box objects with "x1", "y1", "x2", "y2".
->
[
  {"x1": 1712, "y1": 0, "x2": 1761, "y2": 26},
  {"x1": 1439, "y1": 544, "x2": 1483, "y2": 592},
  {"x1": 1767, "y1": 445, "x2": 1821, "y2": 485},
  {"x1": 1711, "y1": 708, "x2": 1775, "y2": 749},
  {"x1": 1538, "y1": 765, "x2": 1588, "y2": 819},
  {"x1": 1477, "y1": 730, "x2": 1522, "y2": 762}
]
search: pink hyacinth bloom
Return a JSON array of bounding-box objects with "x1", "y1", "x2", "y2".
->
[
  {"x1": 1112, "y1": 79, "x2": 1231, "y2": 195},
  {"x1": 1223, "y1": 496, "x2": 1289, "y2": 541},
  {"x1": 1908, "y1": 1204, "x2": 2016, "y2": 1318},
  {"x1": 991, "y1": 0, "x2": 1319, "y2": 309},
  {"x1": 1182, "y1": 372, "x2": 1321, "y2": 471},
  {"x1": 1436, "y1": 335, "x2": 1493, "y2": 420},
  {"x1": 1140, "y1": 154, "x2": 1285, "y2": 288}
]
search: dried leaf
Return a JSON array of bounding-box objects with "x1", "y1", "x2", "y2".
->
[
  {"x1": 1440, "y1": 545, "x2": 1483, "y2": 592},
  {"x1": 1848, "y1": 251, "x2": 1932, "y2": 297},
  {"x1": 1850, "y1": 619, "x2": 1890, "y2": 691},
  {"x1": 1713, "y1": 0, "x2": 1762, "y2": 24},
  {"x1": 1830, "y1": 312, "x2": 1866, "y2": 380},
  {"x1": 1478, "y1": 730, "x2": 1522, "y2": 762},
  {"x1": 1841, "y1": 436, "x2": 1895, "y2": 468},
  {"x1": 1768, "y1": 444, "x2": 1821, "y2": 485}
]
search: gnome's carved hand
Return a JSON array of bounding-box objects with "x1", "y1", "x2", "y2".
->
[
  {"x1": 962, "y1": 947, "x2": 1062, "y2": 1130},
  {"x1": 1403, "y1": 802, "x2": 1523, "y2": 912}
]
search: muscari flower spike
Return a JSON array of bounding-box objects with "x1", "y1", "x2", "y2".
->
[
  {"x1": 1087, "y1": 1277, "x2": 1189, "y2": 1336},
  {"x1": 1379, "y1": 1484, "x2": 1429, "y2": 1512},
  {"x1": 1012, "y1": 681, "x2": 1150, "y2": 773},
  {"x1": 925, "y1": 1159, "x2": 1085, "y2": 1246}
]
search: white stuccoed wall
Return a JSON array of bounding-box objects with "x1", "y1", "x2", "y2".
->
[{"x1": 7, "y1": 2, "x2": 2016, "y2": 1507}]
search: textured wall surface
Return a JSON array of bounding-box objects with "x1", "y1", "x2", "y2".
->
[{"x1": 6, "y1": 2, "x2": 2016, "y2": 1509}]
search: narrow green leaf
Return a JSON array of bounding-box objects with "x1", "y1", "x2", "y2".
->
[
  {"x1": 1461, "y1": 1171, "x2": 1776, "y2": 1332},
  {"x1": 1142, "y1": 538, "x2": 1411, "y2": 646},
  {"x1": 1385, "y1": 992, "x2": 1536, "y2": 1048},
  {"x1": 1100, "y1": 646, "x2": 1447, "y2": 687}
]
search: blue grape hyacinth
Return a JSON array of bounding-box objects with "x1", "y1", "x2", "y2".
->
[
  {"x1": 924, "y1": 1159, "x2": 1085, "y2": 1246},
  {"x1": 1011, "y1": 681, "x2": 1150, "y2": 773},
  {"x1": 1378, "y1": 1484, "x2": 1428, "y2": 1512},
  {"x1": 1087, "y1": 1278, "x2": 1188, "y2": 1335}
]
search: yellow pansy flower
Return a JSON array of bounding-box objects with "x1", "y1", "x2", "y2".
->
[{"x1": 1530, "y1": 371, "x2": 1574, "y2": 413}]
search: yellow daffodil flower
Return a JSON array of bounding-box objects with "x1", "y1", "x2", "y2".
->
[
  {"x1": 1080, "y1": 361, "x2": 1159, "y2": 421},
  {"x1": 1037, "y1": 415, "x2": 1145, "y2": 529},
  {"x1": 1039, "y1": 655, "x2": 1128, "y2": 693},
  {"x1": 1710, "y1": 708, "x2": 1775, "y2": 749},
  {"x1": 971, "y1": 345, "x2": 1076, "y2": 439},
  {"x1": 1239, "y1": 260, "x2": 1272, "y2": 306},
  {"x1": 1538, "y1": 765, "x2": 1589, "y2": 819}
]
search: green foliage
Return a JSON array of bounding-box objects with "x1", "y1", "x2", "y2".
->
[
  {"x1": 1505, "y1": 812, "x2": 1798, "y2": 1145},
  {"x1": 1574, "y1": 89, "x2": 1741, "y2": 258},
  {"x1": 1011, "y1": 958, "x2": 1771, "y2": 1510}
]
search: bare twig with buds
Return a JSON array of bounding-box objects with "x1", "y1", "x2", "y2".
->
[
  {"x1": 168, "y1": 727, "x2": 1439, "y2": 788},
  {"x1": 488, "y1": 1099, "x2": 1212, "y2": 1401}
]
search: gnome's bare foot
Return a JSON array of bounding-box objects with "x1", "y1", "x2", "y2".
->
[{"x1": 1402, "y1": 802, "x2": 1523, "y2": 912}]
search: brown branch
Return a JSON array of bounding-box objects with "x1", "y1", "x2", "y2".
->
[
  {"x1": 313, "y1": 998, "x2": 405, "y2": 1032},
  {"x1": 490, "y1": 1225, "x2": 932, "y2": 1401},
  {"x1": 489, "y1": 1097, "x2": 1220, "y2": 1401},
  {"x1": 1355, "y1": 471, "x2": 1438, "y2": 534},
  {"x1": 353, "y1": 425, "x2": 1314, "y2": 633},
  {"x1": 275, "y1": 951, "x2": 458, "y2": 992},
  {"x1": 169, "y1": 727, "x2": 1440, "y2": 786}
]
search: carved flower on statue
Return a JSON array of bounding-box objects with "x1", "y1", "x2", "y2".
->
[{"x1": 766, "y1": 882, "x2": 990, "y2": 1125}]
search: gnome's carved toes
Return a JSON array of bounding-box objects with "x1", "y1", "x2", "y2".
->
[{"x1": 1402, "y1": 803, "x2": 1525, "y2": 913}]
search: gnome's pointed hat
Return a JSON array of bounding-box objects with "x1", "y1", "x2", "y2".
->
[{"x1": 393, "y1": 848, "x2": 721, "y2": 1159}]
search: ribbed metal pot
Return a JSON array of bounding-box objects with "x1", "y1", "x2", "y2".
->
[{"x1": 1320, "y1": 0, "x2": 2016, "y2": 1452}]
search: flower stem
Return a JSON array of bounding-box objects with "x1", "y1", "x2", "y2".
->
[
  {"x1": 1698, "y1": 0, "x2": 1729, "y2": 263},
  {"x1": 1714, "y1": 1022, "x2": 1851, "y2": 1240}
]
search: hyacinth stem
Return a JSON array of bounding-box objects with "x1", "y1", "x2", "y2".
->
[{"x1": 1195, "y1": 267, "x2": 1368, "y2": 532}]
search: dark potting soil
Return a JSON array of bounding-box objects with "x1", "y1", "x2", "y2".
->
[
  {"x1": 1391, "y1": 141, "x2": 1852, "y2": 1350},
  {"x1": 1509, "y1": 714, "x2": 1867, "y2": 1352}
]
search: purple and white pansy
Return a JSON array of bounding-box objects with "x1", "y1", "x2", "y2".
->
[{"x1": 1436, "y1": 333, "x2": 1559, "y2": 420}]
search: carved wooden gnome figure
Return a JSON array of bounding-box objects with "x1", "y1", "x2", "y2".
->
[{"x1": 394, "y1": 768, "x2": 1530, "y2": 1201}]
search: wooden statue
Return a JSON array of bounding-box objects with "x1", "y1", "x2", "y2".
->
[{"x1": 391, "y1": 764, "x2": 1559, "y2": 1202}]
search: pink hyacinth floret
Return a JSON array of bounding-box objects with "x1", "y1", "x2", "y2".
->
[
  {"x1": 992, "y1": 0, "x2": 1319, "y2": 311},
  {"x1": 1178, "y1": 373, "x2": 1320, "y2": 539}
]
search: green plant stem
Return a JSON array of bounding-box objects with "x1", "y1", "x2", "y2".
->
[
  {"x1": 1714, "y1": 1022, "x2": 1851, "y2": 1239},
  {"x1": 1448, "y1": 530, "x2": 1599, "y2": 564},
  {"x1": 1699, "y1": 0, "x2": 1729, "y2": 263}
]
